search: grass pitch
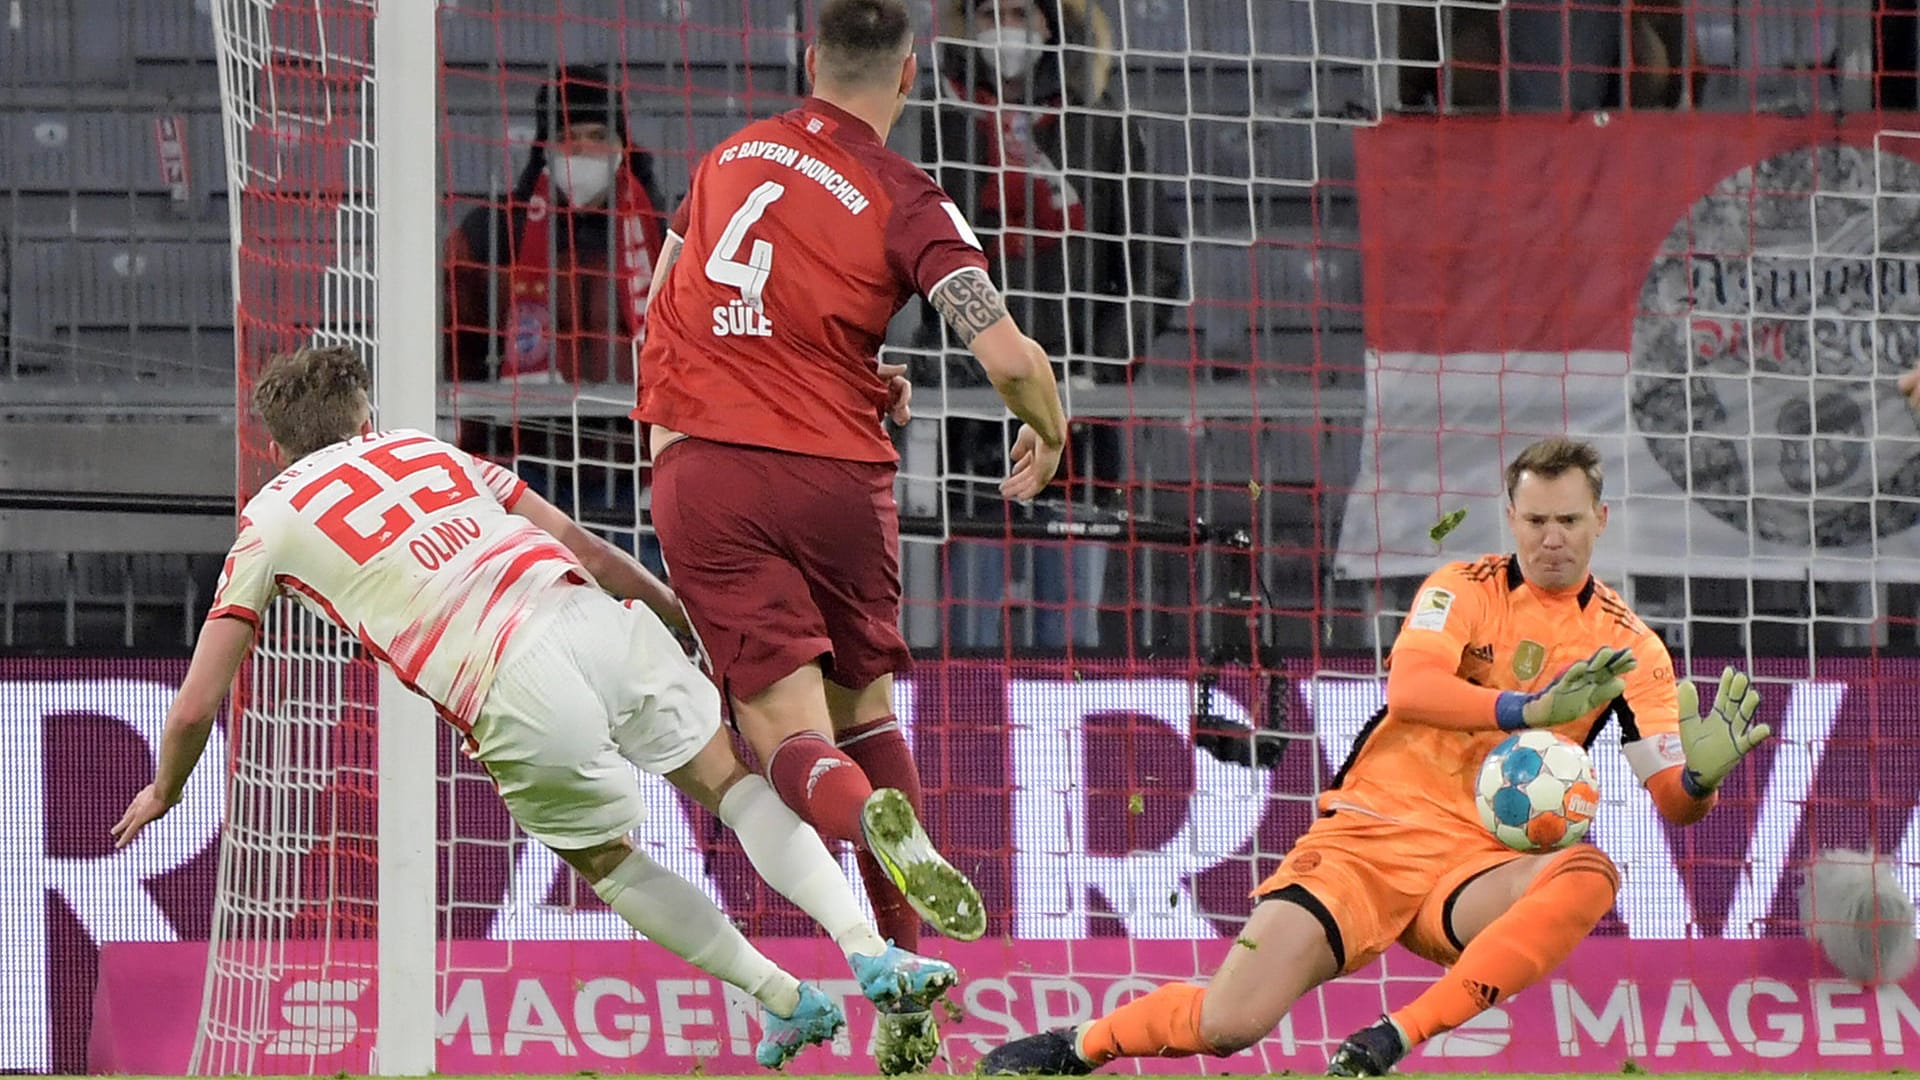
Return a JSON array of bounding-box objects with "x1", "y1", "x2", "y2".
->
[{"x1": 36, "y1": 1074, "x2": 1909, "y2": 1079}]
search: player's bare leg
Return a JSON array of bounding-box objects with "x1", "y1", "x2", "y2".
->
[
  {"x1": 1326, "y1": 846, "x2": 1619, "y2": 1076},
  {"x1": 825, "y1": 673, "x2": 955, "y2": 1073},
  {"x1": 552, "y1": 836, "x2": 843, "y2": 1069},
  {"x1": 737, "y1": 663, "x2": 986, "y2": 943},
  {"x1": 980, "y1": 895, "x2": 1339, "y2": 1075}
]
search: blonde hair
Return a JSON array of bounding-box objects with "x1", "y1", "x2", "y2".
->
[
  {"x1": 1505, "y1": 437, "x2": 1604, "y2": 503},
  {"x1": 253, "y1": 345, "x2": 372, "y2": 459}
]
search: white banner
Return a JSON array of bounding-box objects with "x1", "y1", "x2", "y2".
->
[
  {"x1": 1340, "y1": 122, "x2": 1920, "y2": 583},
  {"x1": 1335, "y1": 348, "x2": 1920, "y2": 582}
]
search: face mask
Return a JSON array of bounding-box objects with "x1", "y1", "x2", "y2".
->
[
  {"x1": 552, "y1": 152, "x2": 614, "y2": 206},
  {"x1": 975, "y1": 26, "x2": 1043, "y2": 81}
]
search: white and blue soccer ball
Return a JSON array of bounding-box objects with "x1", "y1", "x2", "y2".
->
[{"x1": 1475, "y1": 730, "x2": 1600, "y2": 853}]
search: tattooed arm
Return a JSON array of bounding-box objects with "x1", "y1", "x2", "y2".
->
[{"x1": 929, "y1": 267, "x2": 1068, "y2": 500}]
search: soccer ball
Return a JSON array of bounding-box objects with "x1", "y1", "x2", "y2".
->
[{"x1": 1475, "y1": 730, "x2": 1600, "y2": 852}]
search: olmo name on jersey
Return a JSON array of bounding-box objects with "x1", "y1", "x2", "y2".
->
[{"x1": 408, "y1": 515, "x2": 482, "y2": 570}]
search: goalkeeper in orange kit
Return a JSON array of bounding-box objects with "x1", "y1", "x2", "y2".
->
[{"x1": 979, "y1": 437, "x2": 1773, "y2": 1078}]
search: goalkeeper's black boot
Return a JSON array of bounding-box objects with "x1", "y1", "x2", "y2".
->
[
  {"x1": 1326, "y1": 1016, "x2": 1408, "y2": 1077},
  {"x1": 977, "y1": 1026, "x2": 1094, "y2": 1076}
]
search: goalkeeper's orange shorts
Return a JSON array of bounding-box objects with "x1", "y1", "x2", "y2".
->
[{"x1": 1254, "y1": 808, "x2": 1522, "y2": 974}]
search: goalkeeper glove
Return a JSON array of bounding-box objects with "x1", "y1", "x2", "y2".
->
[
  {"x1": 1495, "y1": 645, "x2": 1637, "y2": 731},
  {"x1": 1677, "y1": 666, "x2": 1769, "y2": 795}
]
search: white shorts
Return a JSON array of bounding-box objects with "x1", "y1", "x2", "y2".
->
[{"x1": 470, "y1": 586, "x2": 723, "y2": 851}]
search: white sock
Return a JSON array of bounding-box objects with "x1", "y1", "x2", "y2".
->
[
  {"x1": 719, "y1": 775, "x2": 890, "y2": 960},
  {"x1": 591, "y1": 848, "x2": 802, "y2": 1016}
]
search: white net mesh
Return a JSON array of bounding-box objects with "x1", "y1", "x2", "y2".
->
[
  {"x1": 197, "y1": 0, "x2": 1920, "y2": 1073},
  {"x1": 198, "y1": 1, "x2": 385, "y2": 1073}
]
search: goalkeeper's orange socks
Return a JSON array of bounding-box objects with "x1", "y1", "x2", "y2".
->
[
  {"x1": 839, "y1": 716, "x2": 923, "y2": 950},
  {"x1": 767, "y1": 730, "x2": 873, "y2": 844},
  {"x1": 1392, "y1": 846, "x2": 1619, "y2": 1046},
  {"x1": 1078, "y1": 983, "x2": 1210, "y2": 1064}
]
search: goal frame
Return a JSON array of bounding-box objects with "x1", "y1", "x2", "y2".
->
[
  {"x1": 368, "y1": 0, "x2": 439, "y2": 1073},
  {"x1": 199, "y1": 1, "x2": 440, "y2": 1073}
]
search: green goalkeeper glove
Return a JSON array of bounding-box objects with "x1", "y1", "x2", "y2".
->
[
  {"x1": 1495, "y1": 645, "x2": 1638, "y2": 731},
  {"x1": 1676, "y1": 666, "x2": 1769, "y2": 795}
]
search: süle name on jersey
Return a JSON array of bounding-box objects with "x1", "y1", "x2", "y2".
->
[{"x1": 712, "y1": 297, "x2": 774, "y2": 338}]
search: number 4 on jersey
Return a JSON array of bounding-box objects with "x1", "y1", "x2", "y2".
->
[{"x1": 706, "y1": 180, "x2": 785, "y2": 311}]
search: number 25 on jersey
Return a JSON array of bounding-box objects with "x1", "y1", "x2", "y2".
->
[
  {"x1": 706, "y1": 180, "x2": 782, "y2": 339},
  {"x1": 291, "y1": 437, "x2": 480, "y2": 565}
]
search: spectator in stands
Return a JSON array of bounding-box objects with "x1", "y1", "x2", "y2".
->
[
  {"x1": 926, "y1": 0, "x2": 1183, "y2": 386},
  {"x1": 441, "y1": 64, "x2": 667, "y2": 539},
  {"x1": 444, "y1": 64, "x2": 667, "y2": 386},
  {"x1": 925, "y1": 0, "x2": 1182, "y2": 651}
]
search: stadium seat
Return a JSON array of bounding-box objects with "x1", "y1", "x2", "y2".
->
[
  {"x1": 1, "y1": 110, "x2": 145, "y2": 193},
  {"x1": 12, "y1": 234, "x2": 232, "y2": 334},
  {"x1": 1104, "y1": 0, "x2": 1308, "y2": 58},
  {"x1": 442, "y1": 0, "x2": 793, "y2": 71},
  {"x1": 129, "y1": 0, "x2": 218, "y2": 64},
  {"x1": 440, "y1": 0, "x2": 562, "y2": 67},
  {"x1": 0, "y1": 107, "x2": 224, "y2": 198},
  {"x1": 583, "y1": 0, "x2": 796, "y2": 67}
]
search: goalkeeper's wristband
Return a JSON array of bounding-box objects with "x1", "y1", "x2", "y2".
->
[
  {"x1": 1495, "y1": 691, "x2": 1530, "y2": 732},
  {"x1": 1680, "y1": 768, "x2": 1714, "y2": 799}
]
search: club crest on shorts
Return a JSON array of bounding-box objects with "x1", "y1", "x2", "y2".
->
[{"x1": 1512, "y1": 640, "x2": 1547, "y2": 681}]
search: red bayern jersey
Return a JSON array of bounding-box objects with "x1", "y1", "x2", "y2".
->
[{"x1": 636, "y1": 98, "x2": 989, "y2": 463}]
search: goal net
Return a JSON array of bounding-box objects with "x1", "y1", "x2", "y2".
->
[
  {"x1": 197, "y1": 1, "x2": 389, "y2": 1074},
  {"x1": 193, "y1": 0, "x2": 1920, "y2": 1074}
]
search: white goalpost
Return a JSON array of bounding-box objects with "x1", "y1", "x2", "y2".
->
[
  {"x1": 368, "y1": 0, "x2": 440, "y2": 1071},
  {"x1": 197, "y1": 0, "x2": 439, "y2": 1073}
]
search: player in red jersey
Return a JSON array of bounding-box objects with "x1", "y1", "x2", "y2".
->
[
  {"x1": 111, "y1": 346, "x2": 972, "y2": 1071},
  {"x1": 635, "y1": 0, "x2": 1069, "y2": 1069}
]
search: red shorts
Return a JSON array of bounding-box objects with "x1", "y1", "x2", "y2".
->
[{"x1": 650, "y1": 436, "x2": 910, "y2": 702}]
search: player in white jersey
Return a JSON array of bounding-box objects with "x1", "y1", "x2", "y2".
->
[{"x1": 111, "y1": 345, "x2": 961, "y2": 1070}]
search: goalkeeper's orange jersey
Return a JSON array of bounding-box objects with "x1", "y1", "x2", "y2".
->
[{"x1": 1329, "y1": 553, "x2": 1685, "y2": 830}]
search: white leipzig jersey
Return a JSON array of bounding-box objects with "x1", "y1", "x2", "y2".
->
[{"x1": 209, "y1": 429, "x2": 586, "y2": 728}]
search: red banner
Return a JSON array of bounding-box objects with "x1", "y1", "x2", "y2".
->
[{"x1": 1358, "y1": 113, "x2": 1920, "y2": 353}]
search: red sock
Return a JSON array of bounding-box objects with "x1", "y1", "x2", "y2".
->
[
  {"x1": 765, "y1": 730, "x2": 873, "y2": 844},
  {"x1": 840, "y1": 716, "x2": 922, "y2": 950}
]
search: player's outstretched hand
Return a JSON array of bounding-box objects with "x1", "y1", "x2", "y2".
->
[
  {"x1": 1677, "y1": 666, "x2": 1768, "y2": 793},
  {"x1": 877, "y1": 361, "x2": 913, "y2": 426},
  {"x1": 1512, "y1": 645, "x2": 1637, "y2": 730},
  {"x1": 1001, "y1": 423, "x2": 1063, "y2": 503},
  {"x1": 1901, "y1": 365, "x2": 1920, "y2": 411},
  {"x1": 112, "y1": 784, "x2": 176, "y2": 849}
]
